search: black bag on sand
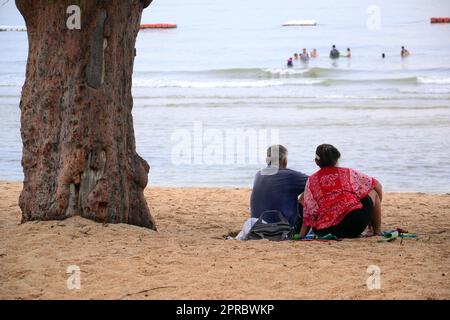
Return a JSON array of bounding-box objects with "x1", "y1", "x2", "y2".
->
[{"x1": 248, "y1": 210, "x2": 293, "y2": 241}]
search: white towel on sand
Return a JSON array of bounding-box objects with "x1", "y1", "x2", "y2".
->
[{"x1": 228, "y1": 218, "x2": 267, "y2": 240}]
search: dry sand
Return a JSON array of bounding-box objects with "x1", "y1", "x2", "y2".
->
[{"x1": 0, "y1": 181, "x2": 449, "y2": 299}]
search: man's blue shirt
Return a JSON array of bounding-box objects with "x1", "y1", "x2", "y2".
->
[{"x1": 250, "y1": 168, "x2": 308, "y2": 227}]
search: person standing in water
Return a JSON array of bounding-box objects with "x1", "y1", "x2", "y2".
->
[
  {"x1": 300, "y1": 48, "x2": 310, "y2": 62},
  {"x1": 287, "y1": 57, "x2": 294, "y2": 68},
  {"x1": 329, "y1": 45, "x2": 340, "y2": 59},
  {"x1": 294, "y1": 53, "x2": 299, "y2": 60},
  {"x1": 382, "y1": 53, "x2": 385, "y2": 59},
  {"x1": 401, "y1": 46, "x2": 410, "y2": 57},
  {"x1": 343, "y1": 48, "x2": 351, "y2": 58},
  {"x1": 310, "y1": 48, "x2": 318, "y2": 58}
]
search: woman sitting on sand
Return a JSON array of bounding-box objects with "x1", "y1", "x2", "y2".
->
[{"x1": 299, "y1": 144, "x2": 383, "y2": 238}]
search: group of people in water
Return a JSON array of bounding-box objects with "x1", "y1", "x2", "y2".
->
[
  {"x1": 250, "y1": 144, "x2": 382, "y2": 239},
  {"x1": 287, "y1": 45, "x2": 410, "y2": 67}
]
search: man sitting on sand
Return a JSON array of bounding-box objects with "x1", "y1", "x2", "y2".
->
[{"x1": 250, "y1": 145, "x2": 308, "y2": 233}]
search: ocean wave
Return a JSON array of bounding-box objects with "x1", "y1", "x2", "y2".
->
[
  {"x1": 136, "y1": 101, "x2": 450, "y2": 110},
  {"x1": 417, "y1": 76, "x2": 450, "y2": 85},
  {"x1": 132, "y1": 94, "x2": 450, "y2": 101},
  {"x1": 134, "y1": 67, "x2": 338, "y2": 78},
  {"x1": 261, "y1": 68, "x2": 310, "y2": 75},
  {"x1": 398, "y1": 87, "x2": 450, "y2": 94},
  {"x1": 132, "y1": 75, "x2": 450, "y2": 88},
  {"x1": 323, "y1": 76, "x2": 421, "y2": 85},
  {"x1": 0, "y1": 73, "x2": 25, "y2": 87},
  {"x1": 133, "y1": 69, "x2": 450, "y2": 86},
  {"x1": 132, "y1": 78, "x2": 323, "y2": 88},
  {"x1": 1, "y1": 70, "x2": 449, "y2": 89},
  {"x1": 132, "y1": 67, "x2": 450, "y2": 80}
]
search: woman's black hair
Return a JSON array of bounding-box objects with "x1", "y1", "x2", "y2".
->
[{"x1": 315, "y1": 144, "x2": 341, "y2": 168}]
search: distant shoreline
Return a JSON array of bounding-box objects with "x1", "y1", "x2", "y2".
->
[{"x1": 0, "y1": 181, "x2": 448, "y2": 195}]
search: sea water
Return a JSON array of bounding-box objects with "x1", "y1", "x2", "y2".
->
[{"x1": 0, "y1": 0, "x2": 449, "y2": 192}]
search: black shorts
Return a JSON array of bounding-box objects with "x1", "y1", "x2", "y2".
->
[{"x1": 314, "y1": 196, "x2": 373, "y2": 238}]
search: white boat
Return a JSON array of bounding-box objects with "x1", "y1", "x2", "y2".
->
[
  {"x1": 282, "y1": 20, "x2": 317, "y2": 26},
  {"x1": 0, "y1": 26, "x2": 27, "y2": 31}
]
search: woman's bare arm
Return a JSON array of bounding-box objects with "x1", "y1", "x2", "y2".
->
[
  {"x1": 299, "y1": 224, "x2": 310, "y2": 238},
  {"x1": 374, "y1": 181, "x2": 383, "y2": 202},
  {"x1": 298, "y1": 193, "x2": 310, "y2": 237}
]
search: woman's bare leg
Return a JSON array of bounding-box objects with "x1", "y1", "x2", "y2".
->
[{"x1": 368, "y1": 189, "x2": 382, "y2": 235}]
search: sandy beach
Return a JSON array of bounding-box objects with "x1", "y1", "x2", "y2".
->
[{"x1": 0, "y1": 181, "x2": 449, "y2": 300}]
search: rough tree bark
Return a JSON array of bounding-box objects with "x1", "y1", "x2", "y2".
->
[{"x1": 16, "y1": 0, "x2": 156, "y2": 229}]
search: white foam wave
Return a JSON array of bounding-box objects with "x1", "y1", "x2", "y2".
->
[
  {"x1": 417, "y1": 76, "x2": 450, "y2": 84},
  {"x1": 132, "y1": 78, "x2": 322, "y2": 88},
  {"x1": 398, "y1": 87, "x2": 450, "y2": 94},
  {"x1": 262, "y1": 68, "x2": 310, "y2": 75},
  {"x1": 0, "y1": 74, "x2": 25, "y2": 87}
]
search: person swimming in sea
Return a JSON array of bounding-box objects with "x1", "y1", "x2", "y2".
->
[
  {"x1": 310, "y1": 48, "x2": 318, "y2": 58},
  {"x1": 342, "y1": 48, "x2": 351, "y2": 58},
  {"x1": 287, "y1": 57, "x2": 294, "y2": 68},
  {"x1": 300, "y1": 48, "x2": 310, "y2": 62},
  {"x1": 401, "y1": 46, "x2": 410, "y2": 58}
]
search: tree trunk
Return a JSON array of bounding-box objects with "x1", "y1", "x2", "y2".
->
[{"x1": 16, "y1": 0, "x2": 156, "y2": 230}]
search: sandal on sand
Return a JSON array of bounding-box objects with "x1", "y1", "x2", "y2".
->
[{"x1": 378, "y1": 228, "x2": 418, "y2": 242}]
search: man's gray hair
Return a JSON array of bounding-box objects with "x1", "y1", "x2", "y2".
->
[{"x1": 266, "y1": 144, "x2": 288, "y2": 166}]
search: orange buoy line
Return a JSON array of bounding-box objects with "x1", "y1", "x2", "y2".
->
[
  {"x1": 430, "y1": 17, "x2": 450, "y2": 23},
  {"x1": 140, "y1": 23, "x2": 177, "y2": 29}
]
